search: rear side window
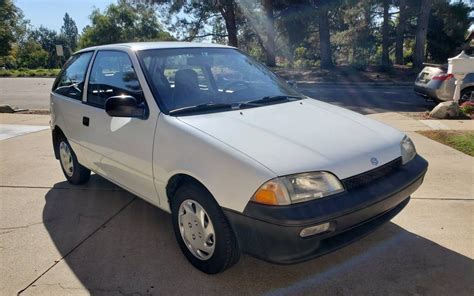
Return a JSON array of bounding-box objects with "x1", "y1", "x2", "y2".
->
[
  {"x1": 53, "y1": 52, "x2": 93, "y2": 100},
  {"x1": 87, "y1": 51, "x2": 144, "y2": 108}
]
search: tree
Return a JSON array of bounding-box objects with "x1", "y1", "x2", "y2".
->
[
  {"x1": 79, "y1": 0, "x2": 173, "y2": 48},
  {"x1": 262, "y1": 0, "x2": 277, "y2": 66},
  {"x1": 315, "y1": 0, "x2": 333, "y2": 69},
  {"x1": 30, "y1": 26, "x2": 64, "y2": 68},
  {"x1": 0, "y1": 0, "x2": 29, "y2": 57},
  {"x1": 395, "y1": 0, "x2": 407, "y2": 64},
  {"x1": 0, "y1": 0, "x2": 17, "y2": 56},
  {"x1": 61, "y1": 13, "x2": 78, "y2": 54},
  {"x1": 427, "y1": 1, "x2": 473, "y2": 62},
  {"x1": 332, "y1": 0, "x2": 377, "y2": 68},
  {"x1": 381, "y1": 0, "x2": 391, "y2": 67},
  {"x1": 147, "y1": 0, "x2": 239, "y2": 47},
  {"x1": 277, "y1": 3, "x2": 314, "y2": 65},
  {"x1": 16, "y1": 39, "x2": 48, "y2": 68},
  {"x1": 216, "y1": 0, "x2": 239, "y2": 47},
  {"x1": 413, "y1": 0, "x2": 432, "y2": 69}
]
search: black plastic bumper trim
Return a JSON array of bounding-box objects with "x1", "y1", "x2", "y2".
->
[{"x1": 223, "y1": 155, "x2": 428, "y2": 264}]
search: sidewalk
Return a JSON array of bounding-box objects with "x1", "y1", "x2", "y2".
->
[
  {"x1": 0, "y1": 113, "x2": 50, "y2": 126},
  {"x1": 368, "y1": 112, "x2": 474, "y2": 131}
]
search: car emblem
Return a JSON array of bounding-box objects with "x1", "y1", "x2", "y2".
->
[{"x1": 370, "y1": 157, "x2": 379, "y2": 166}]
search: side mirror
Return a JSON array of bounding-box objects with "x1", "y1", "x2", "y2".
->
[
  {"x1": 287, "y1": 80, "x2": 298, "y2": 89},
  {"x1": 105, "y1": 95, "x2": 147, "y2": 119}
]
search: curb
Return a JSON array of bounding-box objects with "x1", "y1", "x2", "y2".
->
[
  {"x1": 0, "y1": 105, "x2": 43, "y2": 114},
  {"x1": 0, "y1": 105, "x2": 15, "y2": 113}
]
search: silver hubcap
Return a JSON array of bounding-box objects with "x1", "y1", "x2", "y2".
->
[
  {"x1": 178, "y1": 199, "x2": 215, "y2": 260},
  {"x1": 59, "y1": 141, "x2": 74, "y2": 177}
]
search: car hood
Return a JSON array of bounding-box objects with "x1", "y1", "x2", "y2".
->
[{"x1": 177, "y1": 99, "x2": 404, "y2": 179}]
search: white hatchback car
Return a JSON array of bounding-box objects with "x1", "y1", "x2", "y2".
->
[{"x1": 50, "y1": 42, "x2": 428, "y2": 274}]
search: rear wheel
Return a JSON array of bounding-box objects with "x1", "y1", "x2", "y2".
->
[
  {"x1": 58, "y1": 136, "x2": 90, "y2": 184},
  {"x1": 459, "y1": 87, "x2": 474, "y2": 105},
  {"x1": 170, "y1": 182, "x2": 240, "y2": 274}
]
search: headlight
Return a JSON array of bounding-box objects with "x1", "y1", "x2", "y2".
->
[
  {"x1": 401, "y1": 136, "x2": 417, "y2": 164},
  {"x1": 251, "y1": 172, "x2": 344, "y2": 206}
]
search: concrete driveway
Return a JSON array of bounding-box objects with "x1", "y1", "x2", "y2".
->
[{"x1": 0, "y1": 113, "x2": 473, "y2": 295}]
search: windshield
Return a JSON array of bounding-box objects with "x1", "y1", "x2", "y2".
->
[{"x1": 137, "y1": 48, "x2": 301, "y2": 114}]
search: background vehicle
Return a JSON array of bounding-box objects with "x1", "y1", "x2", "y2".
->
[
  {"x1": 50, "y1": 42, "x2": 427, "y2": 274},
  {"x1": 414, "y1": 63, "x2": 474, "y2": 104}
]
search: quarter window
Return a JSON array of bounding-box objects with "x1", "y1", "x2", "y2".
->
[
  {"x1": 53, "y1": 52, "x2": 93, "y2": 100},
  {"x1": 87, "y1": 51, "x2": 144, "y2": 108}
]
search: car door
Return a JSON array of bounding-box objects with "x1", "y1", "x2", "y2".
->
[
  {"x1": 51, "y1": 51, "x2": 94, "y2": 165},
  {"x1": 81, "y1": 49, "x2": 159, "y2": 203}
]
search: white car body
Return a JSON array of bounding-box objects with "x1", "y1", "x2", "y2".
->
[{"x1": 50, "y1": 42, "x2": 428, "y2": 270}]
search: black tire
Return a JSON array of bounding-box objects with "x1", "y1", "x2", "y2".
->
[
  {"x1": 57, "y1": 135, "x2": 91, "y2": 185},
  {"x1": 170, "y1": 182, "x2": 240, "y2": 274},
  {"x1": 459, "y1": 87, "x2": 474, "y2": 105}
]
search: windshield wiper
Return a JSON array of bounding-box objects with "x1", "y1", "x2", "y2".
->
[
  {"x1": 245, "y1": 95, "x2": 303, "y2": 105},
  {"x1": 169, "y1": 102, "x2": 234, "y2": 115}
]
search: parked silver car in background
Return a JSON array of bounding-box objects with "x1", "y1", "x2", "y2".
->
[{"x1": 414, "y1": 63, "x2": 474, "y2": 104}]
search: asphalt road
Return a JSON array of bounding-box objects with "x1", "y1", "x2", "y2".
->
[
  {"x1": 0, "y1": 77, "x2": 437, "y2": 113},
  {"x1": 0, "y1": 78, "x2": 53, "y2": 110}
]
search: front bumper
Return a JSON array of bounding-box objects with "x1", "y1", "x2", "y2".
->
[{"x1": 224, "y1": 155, "x2": 428, "y2": 264}]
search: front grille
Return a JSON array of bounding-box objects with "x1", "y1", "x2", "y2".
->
[{"x1": 342, "y1": 157, "x2": 402, "y2": 191}]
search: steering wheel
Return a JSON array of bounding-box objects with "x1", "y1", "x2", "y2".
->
[{"x1": 223, "y1": 81, "x2": 251, "y2": 93}]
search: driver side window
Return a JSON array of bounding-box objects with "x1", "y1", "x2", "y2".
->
[{"x1": 87, "y1": 51, "x2": 144, "y2": 108}]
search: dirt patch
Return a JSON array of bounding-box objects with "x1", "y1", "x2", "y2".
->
[
  {"x1": 400, "y1": 111, "x2": 472, "y2": 120},
  {"x1": 15, "y1": 109, "x2": 50, "y2": 115},
  {"x1": 399, "y1": 112, "x2": 431, "y2": 120},
  {"x1": 417, "y1": 130, "x2": 474, "y2": 156}
]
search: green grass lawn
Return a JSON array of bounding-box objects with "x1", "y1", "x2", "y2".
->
[
  {"x1": 0, "y1": 68, "x2": 60, "y2": 77},
  {"x1": 418, "y1": 130, "x2": 474, "y2": 156}
]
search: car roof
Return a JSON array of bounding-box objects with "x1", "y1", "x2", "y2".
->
[{"x1": 75, "y1": 42, "x2": 234, "y2": 54}]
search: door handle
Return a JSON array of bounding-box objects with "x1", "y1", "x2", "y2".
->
[{"x1": 82, "y1": 116, "x2": 90, "y2": 127}]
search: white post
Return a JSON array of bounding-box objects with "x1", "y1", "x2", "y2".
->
[
  {"x1": 453, "y1": 78, "x2": 463, "y2": 103},
  {"x1": 448, "y1": 51, "x2": 474, "y2": 104}
]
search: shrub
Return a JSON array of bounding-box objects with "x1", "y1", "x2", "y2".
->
[
  {"x1": 0, "y1": 68, "x2": 60, "y2": 77},
  {"x1": 294, "y1": 59, "x2": 312, "y2": 69},
  {"x1": 0, "y1": 70, "x2": 12, "y2": 77},
  {"x1": 460, "y1": 101, "x2": 474, "y2": 115}
]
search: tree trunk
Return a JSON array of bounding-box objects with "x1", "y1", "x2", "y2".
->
[
  {"x1": 395, "y1": 0, "x2": 406, "y2": 65},
  {"x1": 262, "y1": 0, "x2": 276, "y2": 67},
  {"x1": 381, "y1": 0, "x2": 390, "y2": 67},
  {"x1": 219, "y1": 2, "x2": 238, "y2": 47},
  {"x1": 318, "y1": 2, "x2": 333, "y2": 69},
  {"x1": 413, "y1": 0, "x2": 432, "y2": 70}
]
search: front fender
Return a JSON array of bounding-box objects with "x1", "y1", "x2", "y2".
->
[{"x1": 153, "y1": 115, "x2": 276, "y2": 213}]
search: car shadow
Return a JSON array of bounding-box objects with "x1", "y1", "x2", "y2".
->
[{"x1": 42, "y1": 177, "x2": 474, "y2": 295}]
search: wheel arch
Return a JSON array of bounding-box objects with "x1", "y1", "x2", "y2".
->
[
  {"x1": 52, "y1": 125, "x2": 66, "y2": 160},
  {"x1": 166, "y1": 173, "x2": 217, "y2": 207},
  {"x1": 461, "y1": 85, "x2": 474, "y2": 94}
]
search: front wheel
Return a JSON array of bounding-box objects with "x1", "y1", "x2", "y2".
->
[
  {"x1": 58, "y1": 137, "x2": 91, "y2": 185},
  {"x1": 170, "y1": 182, "x2": 240, "y2": 274}
]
